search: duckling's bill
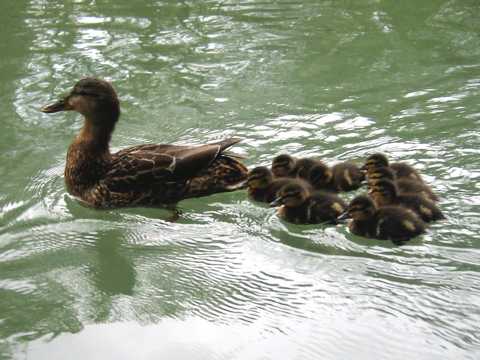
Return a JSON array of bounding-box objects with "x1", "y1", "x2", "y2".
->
[
  {"x1": 337, "y1": 211, "x2": 350, "y2": 221},
  {"x1": 269, "y1": 197, "x2": 283, "y2": 207}
]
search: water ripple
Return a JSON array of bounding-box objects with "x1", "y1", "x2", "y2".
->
[{"x1": 2, "y1": 0, "x2": 480, "y2": 359}]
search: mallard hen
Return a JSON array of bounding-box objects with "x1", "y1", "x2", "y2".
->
[{"x1": 41, "y1": 78, "x2": 248, "y2": 208}]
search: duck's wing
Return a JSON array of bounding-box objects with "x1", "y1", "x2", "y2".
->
[
  {"x1": 105, "y1": 138, "x2": 242, "y2": 192},
  {"x1": 113, "y1": 143, "x2": 192, "y2": 158}
]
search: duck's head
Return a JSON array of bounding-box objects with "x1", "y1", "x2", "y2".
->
[
  {"x1": 271, "y1": 154, "x2": 296, "y2": 177},
  {"x1": 338, "y1": 195, "x2": 376, "y2": 221},
  {"x1": 368, "y1": 179, "x2": 397, "y2": 206},
  {"x1": 308, "y1": 163, "x2": 333, "y2": 188},
  {"x1": 41, "y1": 78, "x2": 120, "y2": 126},
  {"x1": 367, "y1": 166, "x2": 395, "y2": 186},
  {"x1": 295, "y1": 158, "x2": 322, "y2": 179},
  {"x1": 362, "y1": 153, "x2": 389, "y2": 173},
  {"x1": 270, "y1": 180, "x2": 309, "y2": 207},
  {"x1": 247, "y1": 166, "x2": 273, "y2": 190}
]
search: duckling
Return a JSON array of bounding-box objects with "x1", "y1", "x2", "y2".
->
[
  {"x1": 271, "y1": 154, "x2": 297, "y2": 178},
  {"x1": 270, "y1": 180, "x2": 346, "y2": 224},
  {"x1": 247, "y1": 166, "x2": 291, "y2": 203},
  {"x1": 331, "y1": 161, "x2": 365, "y2": 191},
  {"x1": 363, "y1": 153, "x2": 424, "y2": 183},
  {"x1": 307, "y1": 162, "x2": 364, "y2": 192},
  {"x1": 294, "y1": 157, "x2": 324, "y2": 180},
  {"x1": 41, "y1": 78, "x2": 248, "y2": 209},
  {"x1": 338, "y1": 195, "x2": 426, "y2": 244},
  {"x1": 368, "y1": 166, "x2": 438, "y2": 202},
  {"x1": 307, "y1": 163, "x2": 337, "y2": 192},
  {"x1": 369, "y1": 179, "x2": 444, "y2": 223}
]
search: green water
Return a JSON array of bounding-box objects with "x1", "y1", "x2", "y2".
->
[{"x1": 1, "y1": 0, "x2": 480, "y2": 359}]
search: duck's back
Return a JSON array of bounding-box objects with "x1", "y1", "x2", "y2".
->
[
  {"x1": 96, "y1": 138, "x2": 248, "y2": 207},
  {"x1": 396, "y1": 178, "x2": 438, "y2": 202},
  {"x1": 331, "y1": 162, "x2": 364, "y2": 191},
  {"x1": 375, "y1": 206, "x2": 426, "y2": 243},
  {"x1": 395, "y1": 193, "x2": 444, "y2": 222},
  {"x1": 308, "y1": 191, "x2": 347, "y2": 224},
  {"x1": 390, "y1": 162, "x2": 423, "y2": 183}
]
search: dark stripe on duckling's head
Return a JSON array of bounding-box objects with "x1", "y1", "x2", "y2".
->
[
  {"x1": 362, "y1": 153, "x2": 389, "y2": 172},
  {"x1": 271, "y1": 154, "x2": 296, "y2": 177},
  {"x1": 270, "y1": 180, "x2": 309, "y2": 207},
  {"x1": 247, "y1": 166, "x2": 273, "y2": 189},
  {"x1": 368, "y1": 179, "x2": 398, "y2": 206},
  {"x1": 342, "y1": 195, "x2": 376, "y2": 221},
  {"x1": 367, "y1": 166, "x2": 395, "y2": 185}
]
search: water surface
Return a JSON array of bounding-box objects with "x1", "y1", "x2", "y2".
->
[{"x1": 1, "y1": 1, "x2": 480, "y2": 359}]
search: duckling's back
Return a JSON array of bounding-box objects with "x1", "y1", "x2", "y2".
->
[
  {"x1": 395, "y1": 193, "x2": 444, "y2": 223},
  {"x1": 331, "y1": 162, "x2": 365, "y2": 192},
  {"x1": 390, "y1": 163, "x2": 423, "y2": 183},
  {"x1": 375, "y1": 206, "x2": 426, "y2": 243},
  {"x1": 308, "y1": 191, "x2": 347, "y2": 224},
  {"x1": 396, "y1": 178, "x2": 438, "y2": 202}
]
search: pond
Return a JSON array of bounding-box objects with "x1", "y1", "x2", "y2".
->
[{"x1": 0, "y1": 0, "x2": 479, "y2": 359}]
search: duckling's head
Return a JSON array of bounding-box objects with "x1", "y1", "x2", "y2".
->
[
  {"x1": 247, "y1": 166, "x2": 273, "y2": 190},
  {"x1": 295, "y1": 158, "x2": 322, "y2": 179},
  {"x1": 368, "y1": 179, "x2": 398, "y2": 206},
  {"x1": 270, "y1": 180, "x2": 309, "y2": 207},
  {"x1": 271, "y1": 154, "x2": 296, "y2": 177},
  {"x1": 41, "y1": 78, "x2": 120, "y2": 126},
  {"x1": 340, "y1": 195, "x2": 376, "y2": 221},
  {"x1": 308, "y1": 163, "x2": 333, "y2": 188},
  {"x1": 363, "y1": 153, "x2": 389, "y2": 173},
  {"x1": 367, "y1": 166, "x2": 395, "y2": 186}
]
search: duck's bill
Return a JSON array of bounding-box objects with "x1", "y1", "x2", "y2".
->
[
  {"x1": 269, "y1": 197, "x2": 283, "y2": 207},
  {"x1": 41, "y1": 98, "x2": 71, "y2": 113},
  {"x1": 337, "y1": 211, "x2": 351, "y2": 221}
]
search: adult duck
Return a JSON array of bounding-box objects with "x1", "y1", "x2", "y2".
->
[{"x1": 41, "y1": 78, "x2": 248, "y2": 208}]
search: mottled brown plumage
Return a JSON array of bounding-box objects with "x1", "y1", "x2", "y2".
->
[
  {"x1": 41, "y1": 78, "x2": 248, "y2": 208},
  {"x1": 271, "y1": 154, "x2": 297, "y2": 178},
  {"x1": 247, "y1": 166, "x2": 292, "y2": 203},
  {"x1": 363, "y1": 153, "x2": 424, "y2": 183},
  {"x1": 369, "y1": 179, "x2": 444, "y2": 223},
  {"x1": 367, "y1": 166, "x2": 438, "y2": 202},
  {"x1": 338, "y1": 195, "x2": 426, "y2": 244},
  {"x1": 308, "y1": 161, "x2": 364, "y2": 192},
  {"x1": 270, "y1": 179, "x2": 346, "y2": 224}
]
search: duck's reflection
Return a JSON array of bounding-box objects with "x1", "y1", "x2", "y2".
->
[
  {"x1": 94, "y1": 230, "x2": 135, "y2": 296},
  {"x1": 89, "y1": 228, "x2": 136, "y2": 322}
]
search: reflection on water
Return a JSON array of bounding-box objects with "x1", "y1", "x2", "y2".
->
[{"x1": 1, "y1": 0, "x2": 480, "y2": 359}]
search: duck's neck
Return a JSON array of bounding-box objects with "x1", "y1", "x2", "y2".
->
[
  {"x1": 65, "y1": 118, "x2": 116, "y2": 196},
  {"x1": 77, "y1": 119, "x2": 115, "y2": 153}
]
